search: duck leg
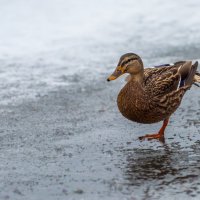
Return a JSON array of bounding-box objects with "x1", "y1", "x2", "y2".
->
[{"x1": 139, "y1": 118, "x2": 169, "y2": 141}]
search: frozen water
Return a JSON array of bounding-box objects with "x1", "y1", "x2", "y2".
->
[
  {"x1": 1, "y1": 1, "x2": 200, "y2": 199},
  {"x1": 0, "y1": 0, "x2": 200, "y2": 105}
]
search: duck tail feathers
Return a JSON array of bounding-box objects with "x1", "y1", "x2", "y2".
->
[
  {"x1": 184, "y1": 61, "x2": 198, "y2": 87},
  {"x1": 193, "y1": 62, "x2": 200, "y2": 86}
]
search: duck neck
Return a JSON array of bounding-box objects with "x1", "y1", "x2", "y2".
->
[{"x1": 129, "y1": 70, "x2": 144, "y2": 84}]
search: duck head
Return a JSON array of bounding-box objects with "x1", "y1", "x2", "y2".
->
[{"x1": 107, "y1": 53, "x2": 144, "y2": 81}]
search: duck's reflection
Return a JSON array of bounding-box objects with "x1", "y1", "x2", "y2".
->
[
  {"x1": 120, "y1": 142, "x2": 200, "y2": 198},
  {"x1": 124, "y1": 146, "x2": 175, "y2": 184}
]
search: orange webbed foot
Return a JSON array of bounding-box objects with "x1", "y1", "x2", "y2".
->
[
  {"x1": 139, "y1": 133, "x2": 164, "y2": 140},
  {"x1": 138, "y1": 118, "x2": 169, "y2": 143},
  {"x1": 138, "y1": 133, "x2": 165, "y2": 143}
]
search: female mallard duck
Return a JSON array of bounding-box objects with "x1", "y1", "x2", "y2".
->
[{"x1": 107, "y1": 53, "x2": 200, "y2": 140}]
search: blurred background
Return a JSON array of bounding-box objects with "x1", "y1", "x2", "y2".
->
[
  {"x1": 1, "y1": 0, "x2": 200, "y2": 200},
  {"x1": 0, "y1": 0, "x2": 199, "y2": 105}
]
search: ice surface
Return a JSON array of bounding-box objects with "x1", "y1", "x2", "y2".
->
[
  {"x1": 1, "y1": 1, "x2": 200, "y2": 199},
  {"x1": 0, "y1": 0, "x2": 200, "y2": 105}
]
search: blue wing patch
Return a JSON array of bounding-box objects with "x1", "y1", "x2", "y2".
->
[{"x1": 179, "y1": 79, "x2": 185, "y2": 87}]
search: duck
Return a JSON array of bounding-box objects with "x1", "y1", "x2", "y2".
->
[{"x1": 107, "y1": 53, "x2": 200, "y2": 141}]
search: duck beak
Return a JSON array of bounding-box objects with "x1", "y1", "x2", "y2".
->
[{"x1": 107, "y1": 66, "x2": 124, "y2": 81}]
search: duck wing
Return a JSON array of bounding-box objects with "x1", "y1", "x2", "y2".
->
[
  {"x1": 144, "y1": 61, "x2": 198, "y2": 116},
  {"x1": 144, "y1": 61, "x2": 199, "y2": 97}
]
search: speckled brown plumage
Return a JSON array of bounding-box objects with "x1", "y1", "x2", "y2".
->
[
  {"x1": 117, "y1": 77, "x2": 189, "y2": 124},
  {"x1": 107, "y1": 53, "x2": 199, "y2": 140}
]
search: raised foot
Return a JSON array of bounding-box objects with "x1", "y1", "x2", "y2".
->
[{"x1": 139, "y1": 133, "x2": 165, "y2": 142}]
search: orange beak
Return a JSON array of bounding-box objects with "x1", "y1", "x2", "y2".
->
[{"x1": 107, "y1": 66, "x2": 124, "y2": 81}]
